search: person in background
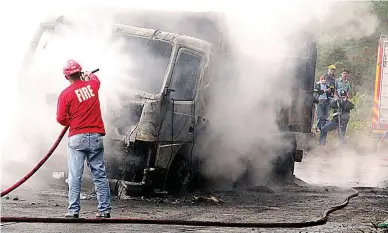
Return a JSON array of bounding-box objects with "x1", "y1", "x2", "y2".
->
[
  {"x1": 315, "y1": 64, "x2": 337, "y2": 129},
  {"x1": 313, "y1": 75, "x2": 331, "y2": 131},
  {"x1": 56, "y1": 59, "x2": 112, "y2": 219},
  {"x1": 323, "y1": 64, "x2": 337, "y2": 100},
  {"x1": 335, "y1": 68, "x2": 352, "y2": 98},
  {"x1": 318, "y1": 90, "x2": 354, "y2": 146}
]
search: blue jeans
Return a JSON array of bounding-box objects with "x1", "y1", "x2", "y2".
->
[
  {"x1": 316, "y1": 101, "x2": 329, "y2": 130},
  {"x1": 319, "y1": 120, "x2": 348, "y2": 145},
  {"x1": 67, "y1": 133, "x2": 111, "y2": 214}
]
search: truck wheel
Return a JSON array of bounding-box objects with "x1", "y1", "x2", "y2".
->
[
  {"x1": 274, "y1": 150, "x2": 295, "y2": 182},
  {"x1": 271, "y1": 134, "x2": 296, "y2": 184},
  {"x1": 165, "y1": 155, "x2": 194, "y2": 194}
]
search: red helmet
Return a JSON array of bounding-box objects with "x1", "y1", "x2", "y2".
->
[{"x1": 63, "y1": 59, "x2": 82, "y2": 76}]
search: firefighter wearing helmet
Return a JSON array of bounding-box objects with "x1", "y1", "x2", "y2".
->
[
  {"x1": 57, "y1": 59, "x2": 112, "y2": 219},
  {"x1": 63, "y1": 60, "x2": 82, "y2": 78}
]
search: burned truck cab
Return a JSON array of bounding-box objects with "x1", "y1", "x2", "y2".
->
[
  {"x1": 105, "y1": 25, "x2": 212, "y2": 195},
  {"x1": 22, "y1": 15, "x2": 213, "y2": 195}
]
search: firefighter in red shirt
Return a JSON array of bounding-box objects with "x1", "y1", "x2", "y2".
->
[{"x1": 57, "y1": 59, "x2": 111, "y2": 218}]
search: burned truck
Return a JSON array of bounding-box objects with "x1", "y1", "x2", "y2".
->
[{"x1": 22, "y1": 10, "x2": 317, "y2": 196}]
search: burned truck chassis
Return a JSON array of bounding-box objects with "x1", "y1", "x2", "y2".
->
[
  {"x1": 24, "y1": 10, "x2": 317, "y2": 197},
  {"x1": 105, "y1": 102, "x2": 205, "y2": 196},
  {"x1": 103, "y1": 43, "x2": 316, "y2": 197},
  {"x1": 105, "y1": 109, "x2": 305, "y2": 197}
]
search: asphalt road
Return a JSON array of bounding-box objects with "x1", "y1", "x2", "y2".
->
[
  {"x1": 1, "y1": 184, "x2": 387, "y2": 232},
  {"x1": 1, "y1": 145, "x2": 388, "y2": 233}
]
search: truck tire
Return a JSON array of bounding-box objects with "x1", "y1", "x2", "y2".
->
[
  {"x1": 271, "y1": 133, "x2": 296, "y2": 183},
  {"x1": 165, "y1": 154, "x2": 194, "y2": 194}
]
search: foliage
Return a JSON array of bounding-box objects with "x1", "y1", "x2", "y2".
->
[
  {"x1": 316, "y1": 39, "x2": 377, "y2": 95},
  {"x1": 313, "y1": 1, "x2": 388, "y2": 138},
  {"x1": 347, "y1": 92, "x2": 373, "y2": 133},
  {"x1": 316, "y1": 1, "x2": 388, "y2": 94},
  {"x1": 371, "y1": 0, "x2": 388, "y2": 34}
]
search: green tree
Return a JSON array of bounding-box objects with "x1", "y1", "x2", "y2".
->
[{"x1": 313, "y1": 1, "x2": 388, "y2": 135}]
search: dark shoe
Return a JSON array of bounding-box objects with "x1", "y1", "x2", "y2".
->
[
  {"x1": 65, "y1": 212, "x2": 79, "y2": 218},
  {"x1": 96, "y1": 212, "x2": 110, "y2": 218}
]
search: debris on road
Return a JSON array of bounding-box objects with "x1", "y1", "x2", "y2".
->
[
  {"x1": 247, "y1": 185, "x2": 275, "y2": 193},
  {"x1": 192, "y1": 195, "x2": 225, "y2": 204}
]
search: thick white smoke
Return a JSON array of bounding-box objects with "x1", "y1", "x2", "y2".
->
[
  {"x1": 0, "y1": 1, "x2": 140, "y2": 188},
  {"x1": 0, "y1": 0, "x2": 381, "y2": 189},
  {"x1": 193, "y1": 1, "x2": 380, "y2": 186}
]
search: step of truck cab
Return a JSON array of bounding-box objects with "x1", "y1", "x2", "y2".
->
[{"x1": 108, "y1": 179, "x2": 167, "y2": 198}]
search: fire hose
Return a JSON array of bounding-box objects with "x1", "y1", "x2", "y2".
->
[
  {"x1": 1, "y1": 188, "x2": 358, "y2": 228},
  {"x1": 0, "y1": 123, "x2": 360, "y2": 228},
  {"x1": 1, "y1": 68, "x2": 99, "y2": 197},
  {"x1": 0, "y1": 186, "x2": 358, "y2": 228},
  {"x1": 1, "y1": 70, "x2": 360, "y2": 227},
  {"x1": 0, "y1": 125, "x2": 69, "y2": 197}
]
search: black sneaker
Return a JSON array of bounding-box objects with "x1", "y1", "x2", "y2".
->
[
  {"x1": 96, "y1": 212, "x2": 110, "y2": 218},
  {"x1": 65, "y1": 212, "x2": 79, "y2": 218}
]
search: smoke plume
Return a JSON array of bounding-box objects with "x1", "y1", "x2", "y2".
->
[{"x1": 0, "y1": 0, "x2": 382, "y2": 190}]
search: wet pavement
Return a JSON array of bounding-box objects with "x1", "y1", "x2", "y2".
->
[
  {"x1": 1, "y1": 145, "x2": 388, "y2": 233},
  {"x1": 295, "y1": 143, "x2": 388, "y2": 188}
]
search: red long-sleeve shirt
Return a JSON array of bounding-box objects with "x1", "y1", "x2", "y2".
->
[{"x1": 56, "y1": 73, "x2": 106, "y2": 137}]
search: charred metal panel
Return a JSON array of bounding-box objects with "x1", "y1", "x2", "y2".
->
[
  {"x1": 113, "y1": 10, "x2": 226, "y2": 46},
  {"x1": 155, "y1": 143, "x2": 183, "y2": 169},
  {"x1": 287, "y1": 42, "x2": 317, "y2": 133},
  {"x1": 159, "y1": 101, "x2": 195, "y2": 143},
  {"x1": 136, "y1": 101, "x2": 160, "y2": 142},
  {"x1": 112, "y1": 101, "x2": 144, "y2": 136},
  {"x1": 158, "y1": 48, "x2": 203, "y2": 143}
]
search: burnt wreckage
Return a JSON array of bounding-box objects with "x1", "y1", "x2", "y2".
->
[{"x1": 24, "y1": 10, "x2": 317, "y2": 196}]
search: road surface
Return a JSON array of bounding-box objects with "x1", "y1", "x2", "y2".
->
[{"x1": 1, "y1": 144, "x2": 388, "y2": 233}]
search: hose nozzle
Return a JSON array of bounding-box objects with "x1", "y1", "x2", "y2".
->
[{"x1": 81, "y1": 68, "x2": 99, "y2": 81}]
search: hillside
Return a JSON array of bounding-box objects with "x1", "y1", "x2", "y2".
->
[{"x1": 314, "y1": 1, "x2": 388, "y2": 134}]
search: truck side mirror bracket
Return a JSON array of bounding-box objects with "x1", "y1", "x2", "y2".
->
[{"x1": 163, "y1": 87, "x2": 175, "y2": 97}]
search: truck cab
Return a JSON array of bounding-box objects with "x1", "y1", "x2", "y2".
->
[{"x1": 104, "y1": 25, "x2": 214, "y2": 194}]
